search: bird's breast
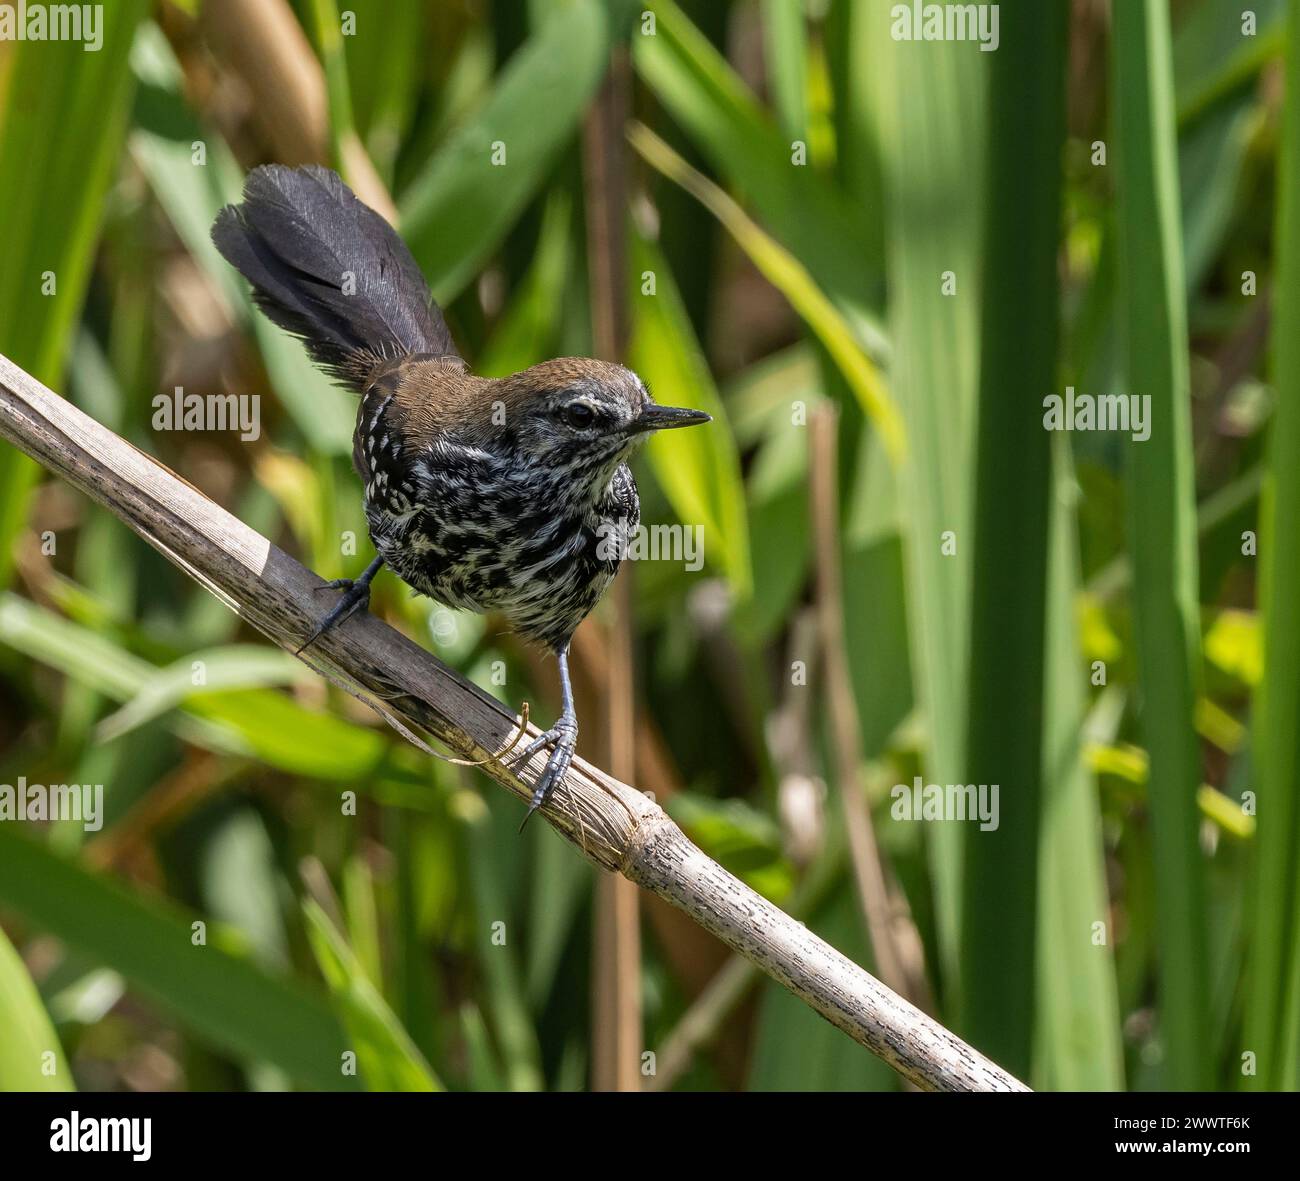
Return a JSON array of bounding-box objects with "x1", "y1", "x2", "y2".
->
[{"x1": 363, "y1": 441, "x2": 639, "y2": 648}]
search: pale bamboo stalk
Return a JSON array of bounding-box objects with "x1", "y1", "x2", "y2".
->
[
  {"x1": 198, "y1": 0, "x2": 396, "y2": 222},
  {"x1": 808, "y1": 405, "x2": 933, "y2": 1012},
  {"x1": 583, "y1": 47, "x2": 643, "y2": 1094},
  {"x1": 0, "y1": 352, "x2": 1029, "y2": 1093}
]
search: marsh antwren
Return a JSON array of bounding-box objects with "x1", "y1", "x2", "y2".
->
[{"x1": 212, "y1": 165, "x2": 710, "y2": 825}]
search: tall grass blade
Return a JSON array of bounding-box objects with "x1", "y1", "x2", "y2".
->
[
  {"x1": 399, "y1": 0, "x2": 617, "y2": 303},
  {"x1": 0, "y1": 926, "x2": 73, "y2": 1091},
  {"x1": 302, "y1": 900, "x2": 441, "y2": 1091},
  {"x1": 1243, "y1": 0, "x2": 1300, "y2": 1094},
  {"x1": 0, "y1": 2, "x2": 148, "y2": 586},
  {"x1": 628, "y1": 231, "x2": 753, "y2": 596},
  {"x1": 1112, "y1": 0, "x2": 1211, "y2": 1089},
  {"x1": 760, "y1": 0, "x2": 808, "y2": 141},
  {"x1": 1036, "y1": 443, "x2": 1125, "y2": 1090},
  {"x1": 959, "y1": 0, "x2": 1067, "y2": 1077},
  {"x1": 860, "y1": 10, "x2": 988, "y2": 989}
]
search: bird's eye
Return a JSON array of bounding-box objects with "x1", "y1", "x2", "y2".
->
[{"x1": 564, "y1": 402, "x2": 596, "y2": 429}]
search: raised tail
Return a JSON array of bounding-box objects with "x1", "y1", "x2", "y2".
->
[{"x1": 212, "y1": 164, "x2": 456, "y2": 390}]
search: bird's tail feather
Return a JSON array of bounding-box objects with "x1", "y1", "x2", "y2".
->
[{"x1": 211, "y1": 164, "x2": 455, "y2": 390}]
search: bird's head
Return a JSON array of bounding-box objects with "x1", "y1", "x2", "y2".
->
[{"x1": 488, "y1": 357, "x2": 710, "y2": 471}]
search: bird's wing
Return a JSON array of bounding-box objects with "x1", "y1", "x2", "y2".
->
[{"x1": 352, "y1": 354, "x2": 472, "y2": 487}]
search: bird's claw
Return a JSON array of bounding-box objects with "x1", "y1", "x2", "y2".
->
[
  {"x1": 296, "y1": 577, "x2": 372, "y2": 655},
  {"x1": 516, "y1": 720, "x2": 577, "y2": 831}
]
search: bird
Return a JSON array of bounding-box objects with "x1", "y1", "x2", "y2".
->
[{"x1": 211, "y1": 164, "x2": 710, "y2": 826}]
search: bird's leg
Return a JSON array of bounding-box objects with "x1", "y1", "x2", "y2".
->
[
  {"x1": 296, "y1": 555, "x2": 385, "y2": 655},
  {"x1": 517, "y1": 645, "x2": 578, "y2": 830}
]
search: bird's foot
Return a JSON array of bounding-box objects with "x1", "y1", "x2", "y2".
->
[
  {"x1": 297, "y1": 574, "x2": 375, "y2": 655},
  {"x1": 515, "y1": 715, "x2": 578, "y2": 831}
]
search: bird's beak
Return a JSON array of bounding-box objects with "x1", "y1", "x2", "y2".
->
[{"x1": 626, "y1": 404, "x2": 713, "y2": 435}]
